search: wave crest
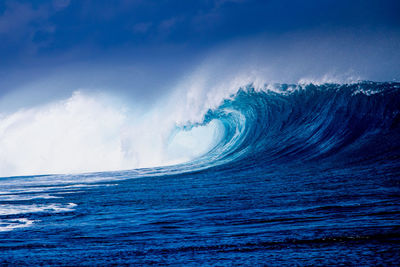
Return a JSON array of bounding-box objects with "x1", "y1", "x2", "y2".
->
[{"x1": 197, "y1": 82, "x2": 400, "y2": 168}]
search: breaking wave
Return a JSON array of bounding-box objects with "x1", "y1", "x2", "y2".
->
[{"x1": 0, "y1": 81, "x2": 399, "y2": 177}]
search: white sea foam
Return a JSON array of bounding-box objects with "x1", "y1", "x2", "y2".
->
[
  {"x1": 0, "y1": 193, "x2": 60, "y2": 201},
  {"x1": 0, "y1": 218, "x2": 36, "y2": 232},
  {"x1": 0, "y1": 203, "x2": 77, "y2": 216}
]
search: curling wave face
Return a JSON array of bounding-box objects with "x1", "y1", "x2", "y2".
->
[{"x1": 195, "y1": 82, "x2": 400, "y2": 170}]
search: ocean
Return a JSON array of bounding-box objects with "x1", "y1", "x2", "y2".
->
[{"x1": 1, "y1": 82, "x2": 399, "y2": 265}]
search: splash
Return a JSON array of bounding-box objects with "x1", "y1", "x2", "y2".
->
[{"x1": 0, "y1": 91, "x2": 223, "y2": 177}]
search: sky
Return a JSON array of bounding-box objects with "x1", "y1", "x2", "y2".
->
[{"x1": 0, "y1": 0, "x2": 400, "y2": 110}]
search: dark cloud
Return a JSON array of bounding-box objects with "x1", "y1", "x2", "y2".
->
[{"x1": 1, "y1": 0, "x2": 399, "y2": 58}]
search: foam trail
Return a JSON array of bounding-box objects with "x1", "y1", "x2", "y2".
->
[
  {"x1": 0, "y1": 203, "x2": 77, "y2": 216},
  {"x1": 0, "y1": 218, "x2": 36, "y2": 232},
  {"x1": 0, "y1": 194, "x2": 60, "y2": 201}
]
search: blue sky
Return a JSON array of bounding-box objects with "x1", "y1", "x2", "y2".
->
[{"x1": 0, "y1": 0, "x2": 400, "y2": 110}]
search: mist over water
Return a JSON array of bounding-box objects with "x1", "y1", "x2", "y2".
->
[{"x1": 0, "y1": 90, "x2": 225, "y2": 177}]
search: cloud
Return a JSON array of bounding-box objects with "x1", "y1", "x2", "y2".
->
[
  {"x1": 0, "y1": 0, "x2": 74, "y2": 57},
  {"x1": 0, "y1": 1, "x2": 45, "y2": 34}
]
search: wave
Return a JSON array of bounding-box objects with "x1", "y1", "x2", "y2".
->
[
  {"x1": 1, "y1": 81, "x2": 399, "y2": 177},
  {"x1": 195, "y1": 82, "x2": 400, "y2": 169}
]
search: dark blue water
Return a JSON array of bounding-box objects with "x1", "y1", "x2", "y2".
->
[{"x1": 1, "y1": 82, "x2": 400, "y2": 265}]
